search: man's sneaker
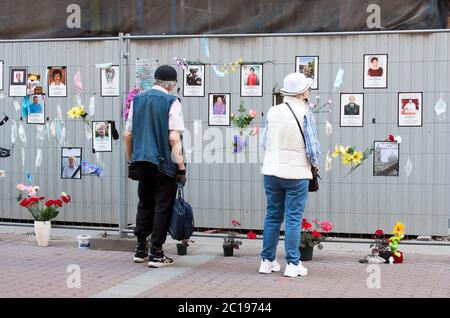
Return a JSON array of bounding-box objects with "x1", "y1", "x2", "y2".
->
[
  {"x1": 283, "y1": 262, "x2": 308, "y2": 277},
  {"x1": 147, "y1": 250, "x2": 174, "y2": 268},
  {"x1": 259, "y1": 259, "x2": 281, "y2": 274},
  {"x1": 133, "y1": 242, "x2": 148, "y2": 263}
]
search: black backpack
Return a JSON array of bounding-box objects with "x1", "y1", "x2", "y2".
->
[{"x1": 168, "y1": 186, "x2": 194, "y2": 241}]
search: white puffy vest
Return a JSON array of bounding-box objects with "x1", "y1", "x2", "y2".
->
[{"x1": 262, "y1": 97, "x2": 312, "y2": 180}]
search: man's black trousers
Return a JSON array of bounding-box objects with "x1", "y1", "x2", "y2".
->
[{"x1": 133, "y1": 162, "x2": 177, "y2": 247}]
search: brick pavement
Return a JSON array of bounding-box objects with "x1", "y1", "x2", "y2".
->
[{"x1": 1, "y1": 231, "x2": 449, "y2": 298}]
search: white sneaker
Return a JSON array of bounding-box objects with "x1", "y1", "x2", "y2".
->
[
  {"x1": 283, "y1": 262, "x2": 308, "y2": 277},
  {"x1": 259, "y1": 259, "x2": 281, "y2": 274}
]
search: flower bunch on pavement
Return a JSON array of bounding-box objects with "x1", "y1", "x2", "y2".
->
[
  {"x1": 223, "y1": 219, "x2": 243, "y2": 249},
  {"x1": 301, "y1": 217, "x2": 334, "y2": 249},
  {"x1": 16, "y1": 184, "x2": 71, "y2": 222}
]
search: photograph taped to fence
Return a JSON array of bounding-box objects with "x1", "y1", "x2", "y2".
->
[
  {"x1": 241, "y1": 64, "x2": 263, "y2": 97},
  {"x1": 183, "y1": 64, "x2": 205, "y2": 97},
  {"x1": 92, "y1": 121, "x2": 112, "y2": 152},
  {"x1": 373, "y1": 141, "x2": 399, "y2": 177},
  {"x1": 101, "y1": 65, "x2": 119, "y2": 97},
  {"x1": 9, "y1": 67, "x2": 27, "y2": 97},
  {"x1": 48, "y1": 66, "x2": 67, "y2": 97},
  {"x1": 61, "y1": 147, "x2": 82, "y2": 180},
  {"x1": 26, "y1": 94, "x2": 46, "y2": 125}
]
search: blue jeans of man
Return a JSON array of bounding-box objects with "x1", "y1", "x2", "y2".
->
[{"x1": 261, "y1": 175, "x2": 309, "y2": 265}]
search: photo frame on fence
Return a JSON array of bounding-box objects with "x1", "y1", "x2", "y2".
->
[
  {"x1": 61, "y1": 147, "x2": 82, "y2": 180},
  {"x1": 373, "y1": 141, "x2": 399, "y2": 177},
  {"x1": 26, "y1": 94, "x2": 46, "y2": 125},
  {"x1": 208, "y1": 93, "x2": 230, "y2": 126},
  {"x1": 398, "y1": 92, "x2": 423, "y2": 127},
  {"x1": 101, "y1": 65, "x2": 120, "y2": 97},
  {"x1": 363, "y1": 54, "x2": 388, "y2": 89},
  {"x1": 9, "y1": 67, "x2": 27, "y2": 97},
  {"x1": 92, "y1": 121, "x2": 113, "y2": 152},
  {"x1": 183, "y1": 64, "x2": 205, "y2": 97},
  {"x1": 295, "y1": 56, "x2": 319, "y2": 90},
  {"x1": 48, "y1": 66, "x2": 67, "y2": 97},
  {"x1": 340, "y1": 93, "x2": 364, "y2": 127},
  {"x1": 240, "y1": 64, "x2": 263, "y2": 97}
]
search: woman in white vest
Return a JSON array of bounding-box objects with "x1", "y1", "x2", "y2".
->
[{"x1": 259, "y1": 73, "x2": 321, "y2": 278}]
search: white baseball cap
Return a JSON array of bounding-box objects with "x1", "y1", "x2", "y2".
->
[{"x1": 280, "y1": 73, "x2": 314, "y2": 95}]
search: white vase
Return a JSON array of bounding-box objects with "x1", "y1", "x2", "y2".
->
[{"x1": 34, "y1": 221, "x2": 51, "y2": 247}]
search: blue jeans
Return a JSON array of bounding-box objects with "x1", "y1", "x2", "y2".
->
[{"x1": 261, "y1": 175, "x2": 309, "y2": 265}]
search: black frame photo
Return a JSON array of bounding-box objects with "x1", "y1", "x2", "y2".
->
[
  {"x1": 208, "y1": 93, "x2": 231, "y2": 126},
  {"x1": 101, "y1": 65, "x2": 120, "y2": 97},
  {"x1": 295, "y1": 56, "x2": 319, "y2": 90},
  {"x1": 240, "y1": 64, "x2": 263, "y2": 97},
  {"x1": 26, "y1": 94, "x2": 46, "y2": 125},
  {"x1": 183, "y1": 64, "x2": 205, "y2": 97},
  {"x1": 363, "y1": 54, "x2": 388, "y2": 89},
  {"x1": 398, "y1": 92, "x2": 423, "y2": 127},
  {"x1": 92, "y1": 121, "x2": 113, "y2": 153},
  {"x1": 9, "y1": 67, "x2": 27, "y2": 97},
  {"x1": 373, "y1": 141, "x2": 399, "y2": 177},
  {"x1": 340, "y1": 93, "x2": 364, "y2": 127},
  {"x1": 61, "y1": 147, "x2": 82, "y2": 180},
  {"x1": 48, "y1": 66, "x2": 67, "y2": 97}
]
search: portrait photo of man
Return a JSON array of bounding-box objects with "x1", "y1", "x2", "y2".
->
[
  {"x1": 344, "y1": 95, "x2": 360, "y2": 115},
  {"x1": 186, "y1": 67, "x2": 202, "y2": 86},
  {"x1": 61, "y1": 148, "x2": 82, "y2": 180}
]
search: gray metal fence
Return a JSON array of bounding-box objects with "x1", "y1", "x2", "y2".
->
[{"x1": 1, "y1": 30, "x2": 449, "y2": 236}]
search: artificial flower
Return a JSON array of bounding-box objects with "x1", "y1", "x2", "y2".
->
[
  {"x1": 247, "y1": 231, "x2": 257, "y2": 240},
  {"x1": 393, "y1": 222, "x2": 405, "y2": 236},
  {"x1": 16, "y1": 183, "x2": 26, "y2": 191},
  {"x1": 249, "y1": 109, "x2": 257, "y2": 118},
  {"x1": 320, "y1": 221, "x2": 334, "y2": 233},
  {"x1": 352, "y1": 151, "x2": 363, "y2": 164},
  {"x1": 332, "y1": 145, "x2": 340, "y2": 158}
]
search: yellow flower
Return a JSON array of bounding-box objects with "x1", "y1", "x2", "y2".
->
[
  {"x1": 339, "y1": 145, "x2": 347, "y2": 154},
  {"x1": 342, "y1": 152, "x2": 353, "y2": 165},
  {"x1": 332, "y1": 145, "x2": 340, "y2": 158},
  {"x1": 352, "y1": 151, "x2": 363, "y2": 164},
  {"x1": 393, "y1": 222, "x2": 405, "y2": 236}
]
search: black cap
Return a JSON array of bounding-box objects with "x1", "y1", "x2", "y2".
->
[{"x1": 154, "y1": 65, "x2": 178, "y2": 81}]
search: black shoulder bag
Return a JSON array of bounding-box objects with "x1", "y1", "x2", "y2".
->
[{"x1": 285, "y1": 102, "x2": 320, "y2": 192}]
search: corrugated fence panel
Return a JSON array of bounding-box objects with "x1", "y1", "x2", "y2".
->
[{"x1": 1, "y1": 31, "x2": 449, "y2": 235}]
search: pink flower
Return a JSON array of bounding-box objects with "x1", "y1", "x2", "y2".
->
[
  {"x1": 249, "y1": 109, "x2": 257, "y2": 118},
  {"x1": 374, "y1": 229, "x2": 384, "y2": 236},
  {"x1": 231, "y1": 219, "x2": 241, "y2": 226},
  {"x1": 328, "y1": 99, "x2": 333, "y2": 104},
  {"x1": 308, "y1": 103, "x2": 315, "y2": 109},
  {"x1": 16, "y1": 183, "x2": 26, "y2": 191},
  {"x1": 313, "y1": 218, "x2": 321, "y2": 225},
  {"x1": 249, "y1": 126, "x2": 259, "y2": 136},
  {"x1": 320, "y1": 221, "x2": 333, "y2": 233}
]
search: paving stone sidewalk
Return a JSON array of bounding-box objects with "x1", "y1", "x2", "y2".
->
[{"x1": 0, "y1": 227, "x2": 449, "y2": 298}]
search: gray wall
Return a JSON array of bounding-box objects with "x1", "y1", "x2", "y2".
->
[{"x1": 1, "y1": 31, "x2": 449, "y2": 235}]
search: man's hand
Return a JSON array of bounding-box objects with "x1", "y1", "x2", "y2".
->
[
  {"x1": 176, "y1": 169, "x2": 186, "y2": 187},
  {"x1": 128, "y1": 162, "x2": 139, "y2": 181}
]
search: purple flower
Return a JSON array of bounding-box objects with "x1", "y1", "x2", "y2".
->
[{"x1": 232, "y1": 135, "x2": 247, "y2": 154}]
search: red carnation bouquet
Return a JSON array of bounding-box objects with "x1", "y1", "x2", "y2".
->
[{"x1": 17, "y1": 183, "x2": 71, "y2": 221}]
